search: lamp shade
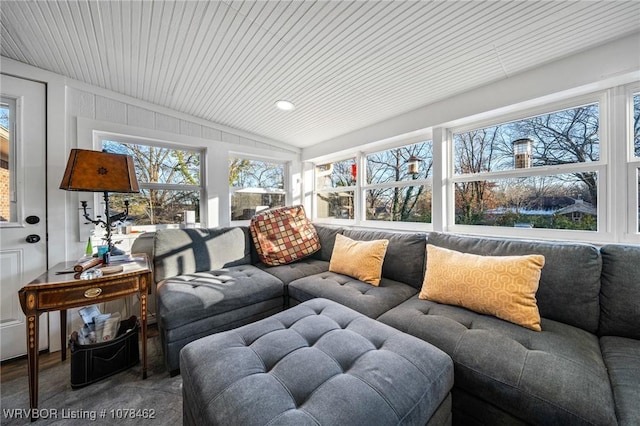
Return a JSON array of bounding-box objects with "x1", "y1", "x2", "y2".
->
[{"x1": 59, "y1": 149, "x2": 140, "y2": 193}]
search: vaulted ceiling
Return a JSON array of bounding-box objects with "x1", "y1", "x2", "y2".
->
[{"x1": 2, "y1": 1, "x2": 639, "y2": 148}]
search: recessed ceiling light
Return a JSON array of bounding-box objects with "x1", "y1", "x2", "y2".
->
[{"x1": 275, "y1": 100, "x2": 295, "y2": 111}]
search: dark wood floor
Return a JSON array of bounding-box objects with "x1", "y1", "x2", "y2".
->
[
  {"x1": 1, "y1": 349, "x2": 63, "y2": 384},
  {"x1": 1, "y1": 324, "x2": 158, "y2": 384}
]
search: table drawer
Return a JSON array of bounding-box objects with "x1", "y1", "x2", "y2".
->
[{"x1": 37, "y1": 278, "x2": 140, "y2": 310}]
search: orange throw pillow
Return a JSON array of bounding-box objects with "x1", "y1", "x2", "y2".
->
[
  {"x1": 329, "y1": 234, "x2": 389, "y2": 286},
  {"x1": 420, "y1": 244, "x2": 545, "y2": 331}
]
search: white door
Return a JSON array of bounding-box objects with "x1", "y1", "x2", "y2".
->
[{"x1": 0, "y1": 74, "x2": 48, "y2": 361}]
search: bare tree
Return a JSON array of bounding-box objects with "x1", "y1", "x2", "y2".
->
[
  {"x1": 229, "y1": 158, "x2": 283, "y2": 189},
  {"x1": 454, "y1": 104, "x2": 601, "y2": 226},
  {"x1": 519, "y1": 105, "x2": 599, "y2": 204},
  {"x1": 0, "y1": 108, "x2": 8, "y2": 127},
  {"x1": 634, "y1": 94, "x2": 640, "y2": 157},
  {"x1": 454, "y1": 128, "x2": 501, "y2": 223},
  {"x1": 105, "y1": 142, "x2": 200, "y2": 224},
  {"x1": 366, "y1": 143, "x2": 432, "y2": 221},
  {"x1": 229, "y1": 158, "x2": 250, "y2": 186}
]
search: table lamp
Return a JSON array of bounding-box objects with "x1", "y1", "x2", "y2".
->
[{"x1": 60, "y1": 149, "x2": 140, "y2": 255}]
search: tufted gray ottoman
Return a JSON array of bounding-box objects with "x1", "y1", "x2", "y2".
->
[{"x1": 180, "y1": 298, "x2": 454, "y2": 426}]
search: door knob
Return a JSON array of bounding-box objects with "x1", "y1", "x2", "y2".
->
[{"x1": 26, "y1": 234, "x2": 41, "y2": 243}]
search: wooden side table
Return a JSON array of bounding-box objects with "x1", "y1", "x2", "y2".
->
[{"x1": 18, "y1": 254, "x2": 151, "y2": 416}]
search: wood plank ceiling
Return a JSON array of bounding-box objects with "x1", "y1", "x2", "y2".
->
[{"x1": 1, "y1": 1, "x2": 639, "y2": 148}]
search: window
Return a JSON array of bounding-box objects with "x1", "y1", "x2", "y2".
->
[
  {"x1": 633, "y1": 92, "x2": 640, "y2": 232},
  {"x1": 102, "y1": 139, "x2": 203, "y2": 226},
  {"x1": 0, "y1": 97, "x2": 15, "y2": 222},
  {"x1": 634, "y1": 93, "x2": 640, "y2": 159},
  {"x1": 309, "y1": 86, "x2": 637, "y2": 242},
  {"x1": 452, "y1": 102, "x2": 601, "y2": 231},
  {"x1": 315, "y1": 158, "x2": 356, "y2": 220},
  {"x1": 454, "y1": 174, "x2": 598, "y2": 230},
  {"x1": 229, "y1": 158, "x2": 285, "y2": 220},
  {"x1": 365, "y1": 141, "x2": 433, "y2": 223}
]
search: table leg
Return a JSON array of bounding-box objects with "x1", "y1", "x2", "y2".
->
[
  {"x1": 26, "y1": 314, "x2": 39, "y2": 421},
  {"x1": 60, "y1": 310, "x2": 67, "y2": 361},
  {"x1": 140, "y1": 291, "x2": 147, "y2": 380}
]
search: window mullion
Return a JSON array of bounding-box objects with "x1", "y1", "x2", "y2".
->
[
  {"x1": 140, "y1": 183, "x2": 200, "y2": 191},
  {"x1": 362, "y1": 179, "x2": 431, "y2": 191},
  {"x1": 452, "y1": 162, "x2": 602, "y2": 183}
]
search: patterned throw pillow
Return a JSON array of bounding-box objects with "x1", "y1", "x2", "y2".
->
[
  {"x1": 329, "y1": 234, "x2": 389, "y2": 286},
  {"x1": 420, "y1": 244, "x2": 545, "y2": 331},
  {"x1": 250, "y1": 205, "x2": 320, "y2": 266}
]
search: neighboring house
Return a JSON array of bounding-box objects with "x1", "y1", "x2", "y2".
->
[
  {"x1": 231, "y1": 188, "x2": 286, "y2": 220},
  {"x1": 486, "y1": 198, "x2": 597, "y2": 222},
  {"x1": 556, "y1": 199, "x2": 597, "y2": 222}
]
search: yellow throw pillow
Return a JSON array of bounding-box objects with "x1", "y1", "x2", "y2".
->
[
  {"x1": 329, "y1": 234, "x2": 389, "y2": 286},
  {"x1": 420, "y1": 244, "x2": 545, "y2": 331}
]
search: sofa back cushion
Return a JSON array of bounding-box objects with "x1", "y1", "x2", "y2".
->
[
  {"x1": 427, "y1": 232, "x2": 602, "y2": 333},
  {"x1": 599, "y1": 244, "x2": 640, "y2": 338},
  {"x1": 154, "y1": 227, "x2": 252, "y2": 283},
  {"x1": 342, "y1": 229, "x2": 427, "y2": 289},
  {"x1": 310, "y1": 224, "x2": 344, "y2": 261}
]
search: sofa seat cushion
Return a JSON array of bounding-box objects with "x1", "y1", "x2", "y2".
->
[
  {"x1": 257, "y1": 258, "x2": 329, "y2": 285},
  {"x1": 288, "y1": 272, "x2": 417, "y2": 318},
  {"x1": 157, "y1": 265, "x2": 284, "y2": 331},
  {"x1": 180, "y1": 298, "x2": 454, "y2": 426},
  {"x1": 162, "y1": 300, "x2": 283, "y2": 375},
  {"x1": 378, "y1": 295, "x2": 617, "y2": 425},
  {"x1": 601, "y1": 336, "x2": 640, "y2": 426}
]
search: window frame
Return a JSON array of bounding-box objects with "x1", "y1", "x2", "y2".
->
[
  {"x1": 97, "y1": 132, "x2": 206, "y2": 231},
  {"x1": 312, "y1": 135, "x2": 434, "y2": 230},
  {"x1": 361, "y1": 140, "x2": 434, "y2": 231},
  {"x1": 313, "y1": 156, "x2": 358, "y2": 224},
  {"x1": 626, "y1": 83, "x2": 640, "y2": 240},
  {"x1": 229, "y1": 153, "x2": 288, "y2": 225},
  {"x1": 0, "y1": 96, "x2": 18, "y2": 226},
  {"x1": 308, "y1": 86, "x2": 638, "y2": 244},
  {"x1": 447, "y1": 92, "x2": 609, "y2": 241}
]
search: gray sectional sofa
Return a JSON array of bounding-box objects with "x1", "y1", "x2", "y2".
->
[{"x1": 138, "y1": 224, "x2": 640, "y2": 425}]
